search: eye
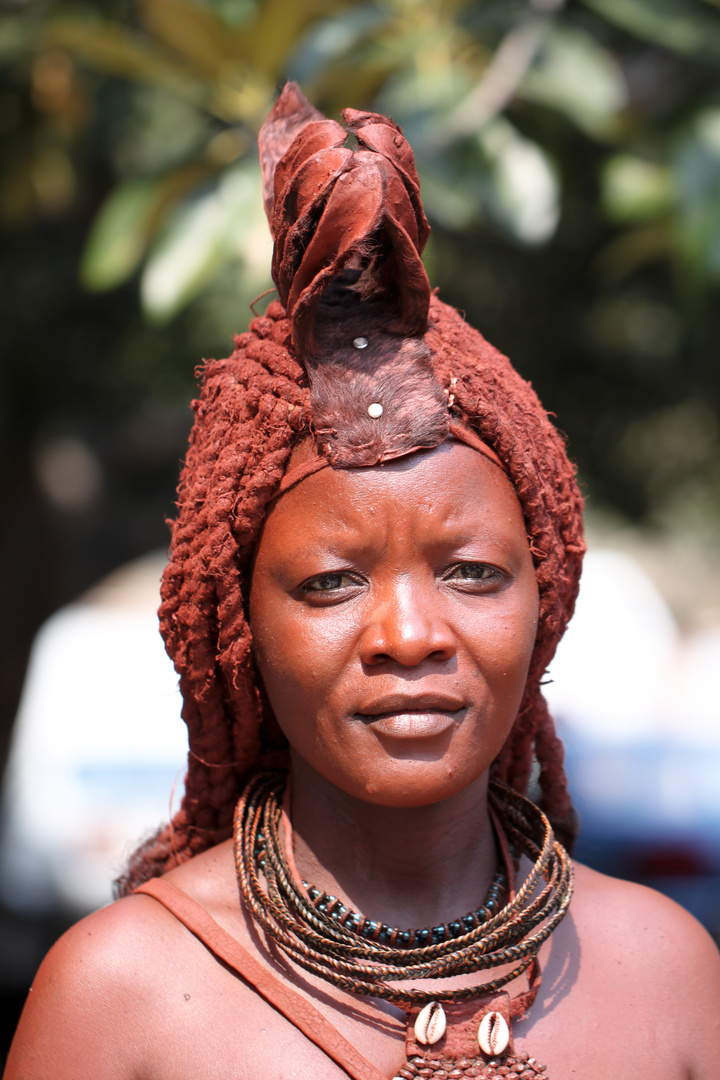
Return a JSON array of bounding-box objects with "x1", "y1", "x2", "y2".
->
[
  {"x1": 449, "y1": 564, "x2": 494, "y2": 580},
  {"x1": 300, "y1": 571, "x2": 363, "y2": 601},
  {"x1": 443, "y1": 563, "x2": 504, "y2": 589}
]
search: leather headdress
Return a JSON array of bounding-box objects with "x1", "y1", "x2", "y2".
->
[
  {"x1": 256, "y1": 82, "x2": 453, "y2": 470},
  {"x1": 260, "y1": 83, "x2": 431, "y2": 353}
]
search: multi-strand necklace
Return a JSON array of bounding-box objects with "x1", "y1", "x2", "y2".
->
[
  {"x1": 233, "y1": 771, "x2": 573, "y2": 1080},
  {"x1": 299, "y1": 868, "x2": 510, "y2": 951}
]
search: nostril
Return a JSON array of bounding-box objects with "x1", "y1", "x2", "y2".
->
[{"x1": 361, "y1": 633, "x2": 456, "y2": 668}]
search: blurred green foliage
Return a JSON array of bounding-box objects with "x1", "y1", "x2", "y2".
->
[
  {"x1": 4, "y1": 0, "x2": 720, "y2": 310},
  {"x1": 2, "y1": 0, "x2": 720, "y2": 507},
  {"x1": 1, "y1": 0, "x2": 720, "y2": 746}
]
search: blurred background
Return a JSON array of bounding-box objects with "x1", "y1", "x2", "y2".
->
[{"x1": 1, "y1": 0, "x2": 720, "y2": 1063}]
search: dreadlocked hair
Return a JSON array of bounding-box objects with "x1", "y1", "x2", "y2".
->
[{"x1": 116, "y1": 85, "x2": 584, "y2": 896}]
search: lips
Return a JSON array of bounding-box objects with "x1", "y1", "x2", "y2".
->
[
  {"x1": 356, "y1": 692, "x2": 465, "y2": 739},
  {"x1": 359, "y1": 691, "x2": 466, "y2": 715}
]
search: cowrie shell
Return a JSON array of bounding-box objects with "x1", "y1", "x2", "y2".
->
[
  {"x1": 414, "y1": 1001, "x2": 446, "y2": 1045},
  {"x1": 478, "y1": 1010, "x2": 510, "y2": 1056}
]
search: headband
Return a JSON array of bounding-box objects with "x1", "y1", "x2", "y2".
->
[{"x1": 276, "y1": 421, "x2": 505, "y2": 496}]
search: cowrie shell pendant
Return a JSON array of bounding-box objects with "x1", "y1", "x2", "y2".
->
[
  {"x1": 413, "y1": 1001, "x2": 446, "y2": 1045},
  {"x1": 478, "y1": 1010, "x2": 510, "y2": 1056}
]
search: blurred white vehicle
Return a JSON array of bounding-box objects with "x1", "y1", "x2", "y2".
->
[
  {"x1": 545, "y1": 550, "x2": 720, "y2": 936},
  {"x1": 0, "y1": 552, "x2": 187, "y2": 915}
]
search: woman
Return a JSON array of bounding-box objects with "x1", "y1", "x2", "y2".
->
[{"x1": 5, "y1": 85, "x2": 720, "y2": 1080}]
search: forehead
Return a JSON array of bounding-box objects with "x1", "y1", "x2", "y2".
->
[{"x1": 259, "y1": 441, "x2": 527, "y2": 551}]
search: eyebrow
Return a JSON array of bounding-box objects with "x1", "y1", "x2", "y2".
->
[{"x1": 288, "y1": 521, "x2": 523, "y2": 560}]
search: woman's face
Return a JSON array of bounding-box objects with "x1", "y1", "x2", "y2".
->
[{"x1": 249, "y1": 441, "x2": 539, "y2": 807}]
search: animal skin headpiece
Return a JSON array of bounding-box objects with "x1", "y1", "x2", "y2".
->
[{"x1": 118, "y1": 84, "x2": 585, "y2": 893}]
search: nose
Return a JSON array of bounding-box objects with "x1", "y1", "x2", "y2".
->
[{"x1": 358, "y1": 578, "x2": 456, "y2": 668}]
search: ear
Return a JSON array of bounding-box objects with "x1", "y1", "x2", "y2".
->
[{"x1": 258, "y1": 82, "x2": 325, "y2": 219}]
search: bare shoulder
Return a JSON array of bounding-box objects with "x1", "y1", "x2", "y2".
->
[
  {"x1": 4, "y1": 891, "x2": 186, "y2": 1080},
  {"x1": 570, "y1": 862, "x2": 720, "y2": 1074},
  {"x1": 4, "y1": 846, "x2": 242, "y2": 1080},
  {"x1": 571, "y1": 860, "x2": 720, "y2": 976}
]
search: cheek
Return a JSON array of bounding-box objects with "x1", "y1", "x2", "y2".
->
[
  {"x1": 466, "y1": 587, "x2": 538, "y2": 670},
  {"x1": 251, "y1": 614, "x2": 372, "y2": 792},
  {"x1": 519, "y1": 583, "x2": 541, "y2": 669},
  {"x1": 252, "y1": 620, "x2": 316, "y2": 708},
  {"x1": 501, "y1": 594, "x2": 540, "y2": 691},
  {"x1": 460, "y1": 584, "x2": 539, "y2": 730},
  {"x1": 250, "y1": 596, "x2": 354, "y2": 730},
  {"x1": 501, "y1": 599, "x2": 539, "y2": 675}
]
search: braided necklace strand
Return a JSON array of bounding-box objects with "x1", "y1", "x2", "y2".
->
[
  {"x1": 298, "y1": 868, "x2": 510, "y2": 950},
  {"x1": 233, "y1": 771, "x2": 573, "y2": 1079}
]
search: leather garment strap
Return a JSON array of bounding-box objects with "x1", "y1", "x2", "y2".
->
[{"x1": 134, "y1": 877, "x2": 388, "y2": 1080}]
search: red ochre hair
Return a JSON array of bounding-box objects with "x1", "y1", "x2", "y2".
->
[{"x1": 117, "y1": 86, "x2": 585, "y2": 894}]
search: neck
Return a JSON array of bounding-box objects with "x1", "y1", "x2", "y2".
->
[{"x1": 287, "y1": 754, "x2": 500, "y2": 931}]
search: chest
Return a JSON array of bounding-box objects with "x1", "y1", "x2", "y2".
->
[{"x1": 134, "y1": 934, "x2": 683, "y2": 1080}]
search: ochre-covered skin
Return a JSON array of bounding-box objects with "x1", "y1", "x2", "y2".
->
[{"x1": 248, "y1": 444, "x2": 540, "y2": 811}]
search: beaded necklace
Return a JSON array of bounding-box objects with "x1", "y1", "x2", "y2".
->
[
  {"x1": 298, "y1": 870, "x2": 509, "y2": 950},
  {"x1": 233, "y1": 772, "x2": 573, "y2": 1080}
]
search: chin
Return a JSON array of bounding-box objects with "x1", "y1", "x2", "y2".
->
[{"x1": 345, "y1": 757, "x2": 491, "y2": 809}]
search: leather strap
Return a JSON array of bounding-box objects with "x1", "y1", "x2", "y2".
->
[
  {"x1": 134, "y1": 877, "x2": 388, "y2": 1080},
  {"x1": 447, "y1": 420, "x2": 504, "y2": 471}
]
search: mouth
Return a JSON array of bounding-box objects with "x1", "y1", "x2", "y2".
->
[
  {"x1": 356, "y1": 693, "x2": 465, "y2": 739},
  {"x1": 363, "y1": 709, "x2": 462, "y2": 739}
]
